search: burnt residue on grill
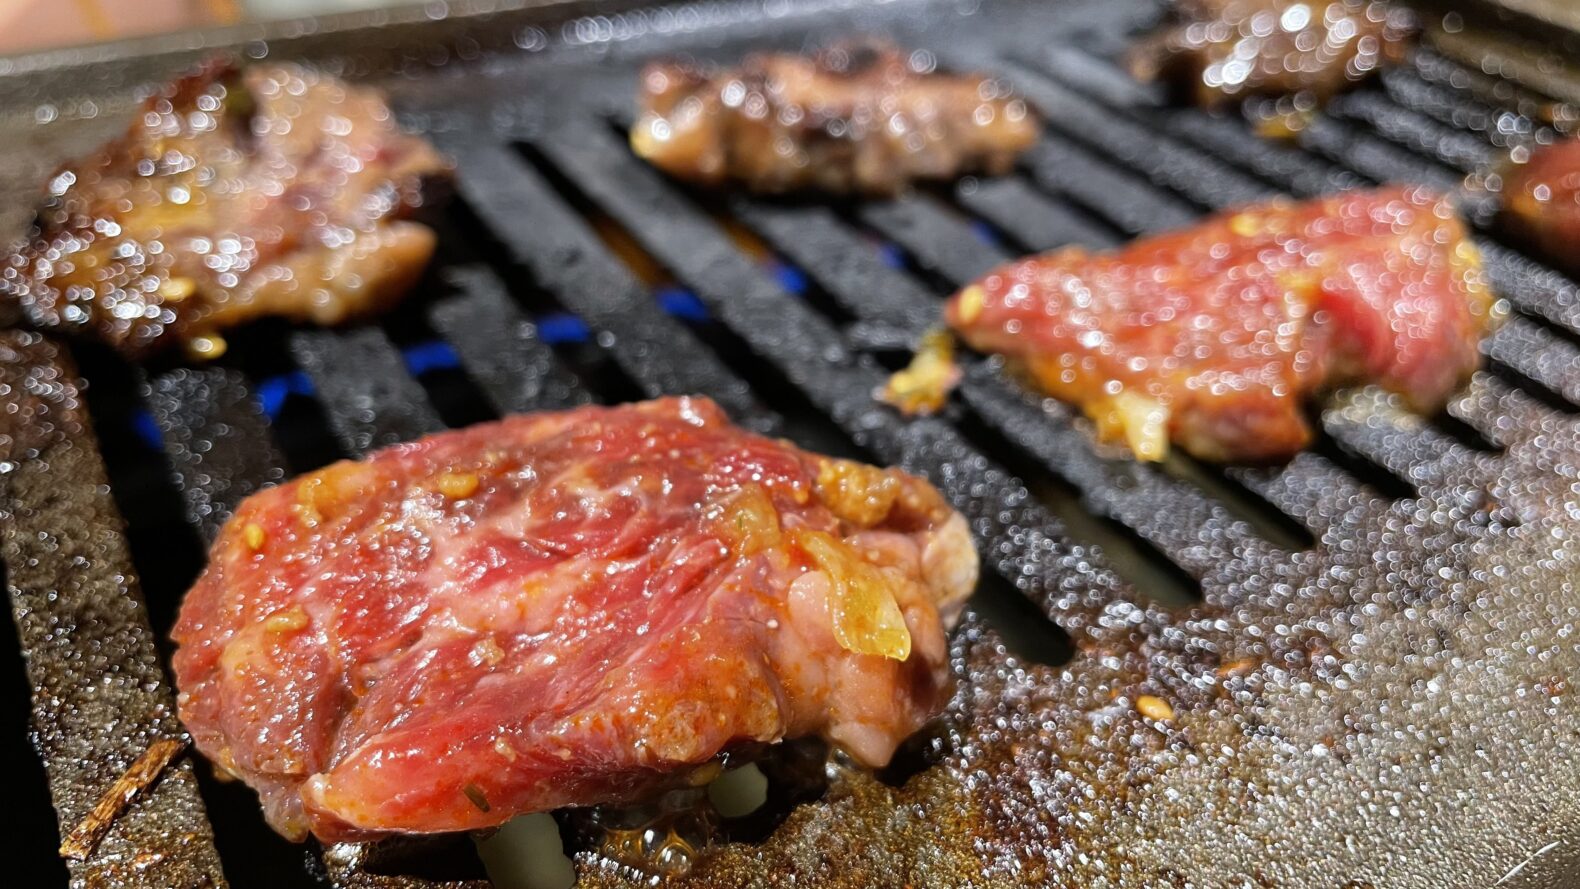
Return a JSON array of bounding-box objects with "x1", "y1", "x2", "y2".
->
[{"x1": 2, "y1": 0, "x2": 1580, "y2": 887}]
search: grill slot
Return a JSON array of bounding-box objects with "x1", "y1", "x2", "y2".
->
[
  {"x1": 4, "y1": 0, "x2": 1580, "y2": 886},
  {"x1": 1297, "y1": 113, "x2": 1466, "y2": 190},
  {"x1": 951, "y1": 176, "x2": 1108, "y2": 254},
  {"x1": 1376, "y1": 68, "x2": 1540, "y2": 153},
  {"x1": 147, "y1": 369, "x2": 291, "y2": 541},
  {"x1": 1406, "y1": 46, "x2": 1576, "y2": 136},
  {"x1": 293, "y1": 328, "x2": 448, "y2": 454},
  {"x1": 1486, "y1": 317, "x2": 1580, "y2": 408},
  {"x1": 1016, "y1": 75, "x2": 1277, "y2": 213},
  {"x1": 1325, "y1": 90, "x2": 1503, "y2": 173},
  {"x1": 1022, "y1": 135, "x2": 1204, "y2": 234},
  {"x1": 74, "y1": 350, "x2": 211, "y2": 643},
  {"x1": 858, "y1": 194, "x2": 1011, "y2": 284},
  {"x1": 1229, "y1": 448, "x2": 1380, "y2": 532},
  {"x1": 1320, "y1": 390, "x2": 1494, "y2": 496},
  {"x1": 443, "y1": 140, "x2": 779, "y2": 433},
  {"x1": 427, "y1": 266, "x2": 590, "y2": 416}
]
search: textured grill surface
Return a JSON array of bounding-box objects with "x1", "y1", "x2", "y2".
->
[{"x1": 3, "y1": 0, "x2": 1580, "y2": 887}]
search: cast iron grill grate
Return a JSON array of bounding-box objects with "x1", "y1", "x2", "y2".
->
[{"x1": 3, "y1": 0, "x2": 1580, "y2": 886}]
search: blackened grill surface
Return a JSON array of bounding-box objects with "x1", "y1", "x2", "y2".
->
[{"x1": 3, "y1": 0, "x2": 1580, "y2": 887}]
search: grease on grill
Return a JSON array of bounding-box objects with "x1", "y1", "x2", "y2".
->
[
  {"x1": 0, "y1": 331, "x2": 224, "y2": 887},
  {"x1": 578, "y1": 788, "x2": 718, "y2": 877},
  {"x1": 562, "y1": 739, "x2": 825, "y2": 880}
]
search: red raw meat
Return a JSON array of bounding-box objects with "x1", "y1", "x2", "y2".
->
[
  {"x1": 946, "y1": 185, "x2": 1498, "y2": 462},
  {"x1": 173, "y1": 397, "x2": 976, "y2": 842}
]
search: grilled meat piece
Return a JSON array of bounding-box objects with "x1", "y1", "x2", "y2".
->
[
  {"x1": 946, "y1": 186, "x2": 1498, "y2": 463},
  {"x1": 172, "y1": 397, "x2": 976, "y2": 842},
  {"x1": 631, "y1": 44, "x2": 1038, "y2": 195},
  {"x1": 1498, "y1": 137, "x2": 1580, "y2": 278},
  {"x1": 0, "y1": 60, "x2": 449, "y2": 359},
  {"x1": 1129, "y1": 0, "x2": 1417, "y2": 109}
]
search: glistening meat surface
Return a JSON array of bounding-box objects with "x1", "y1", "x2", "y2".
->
[
  {"x1": 946, "y1": 185, "x2": 1498, "y2": 463},
  {"x1": 1128, "y1": 0, "x2": 1416, "y2": 109},
  {"x1": 631, "y1": 43, "x2": 1038, "y2": 195},
  {"x1": 172, "y1": 398, "x2": 976, "y2": 842},
  {"x1": 0, "y1": 60, "x2": 449, "y2": 359}
]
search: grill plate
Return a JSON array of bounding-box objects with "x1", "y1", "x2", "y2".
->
[{"x1": 3, "y1": 0, "x2": 1580, "y2": 886}]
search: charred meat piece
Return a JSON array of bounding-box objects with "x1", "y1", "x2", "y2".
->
[
  {"x1": 1129, "y1": 0, "x2": 1417, "y2": 109},
  {"x1": 1498, "y1": 137, "x2": 1580, "y2": 278},
  {"x1": 632, "y1": 44, "x2": 1038, "y2": 195},
  {"x1": 173, "y1": 397, "x2": 976, "y2": 842},
  {"x1": 946, "y1": 186, "x2": 1498, "y2": 463},
  {"x1": 0, "y1": 60, "x2": 450, "y2": 359}
]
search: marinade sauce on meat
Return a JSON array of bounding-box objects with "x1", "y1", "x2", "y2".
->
[
  {"x1": 173, "y1": 397, "x2": 977, "y2": 842},
  {"x1": 631, "y1": 43, "x2": 1038, "y2": 195},
  {"x1": 0, "y1": 60, "x2": 450, "y2": 359},
  {"x1": 946, "y1": 186, "x2": 1499, "y2": 463}
]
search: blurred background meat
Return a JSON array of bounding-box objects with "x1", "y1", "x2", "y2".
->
[
  {"x1": 0, "y1": 60, "x2": 449, "y2": 359},
  {"x1": 631, "y1": 43, "x2": 1039, "y2": 195},
  {"x1": 173, "y1": 397, "x2": 976, "y2": 842},
  {"x1": 1128, "y1": 0, "x2": 1417, "y2": 110},
  {"x1": 1498, "y1": 137, "x2": 1580, "y2": 278},
  {"x1": 946, "y1": 185, "x2": 1499, "y2": 463}
]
